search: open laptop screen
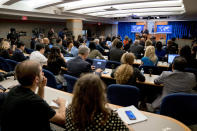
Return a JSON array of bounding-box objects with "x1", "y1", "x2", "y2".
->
[
  {"x1": 64, "y1": 57, "x2": 74, "y2": 62},
  {"x1": 92, "y1": 59, "x2": 107, "y2": 70},
  {"x1": 168, "y1": 54, "x2": 179, "y2": 64}
]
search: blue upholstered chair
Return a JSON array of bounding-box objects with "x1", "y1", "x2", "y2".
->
[
  {"x1": 64, "y1": 74, "x2": 78, "y2": 93},
  {"x1": 160, "y1": 93, "x2": 197, "y2": 125},
  {"x1": 107, "y1": 84, "x2": 140, "y2": 107},
  {"x1": 106, "y1": 60, "x2": 121, "y2": 69},
  {"x1": 139, "y1": 65, "x2": 162, "y2": 75},
  {"x1": 25, "y1": 48, "x2": 34, "y2": 54},
  {"x1": 42, "y1": 69, "x2": 62, "y2": 90},
  {"x1": 0, "y1": 57, "x2": 10, "y2": 72},
  {"x1": 5, "y1": 59, "x2": 18, "y2": 71},
  {"x1": 85, "y1": 58, "x2": 93, "y2": 65}
]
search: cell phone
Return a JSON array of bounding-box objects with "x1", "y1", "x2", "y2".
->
[
  {"x1": 0, "y1": 85, "x2": 6, "y2": 92},
  {"x1": 125, "y1": 110, "x2": 136, "y2": 120},
  {"x1": 103, "y1": 71, "x2": 109, "y2": 74}
]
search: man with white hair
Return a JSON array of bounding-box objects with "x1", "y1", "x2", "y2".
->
[
  {"x1": 94, "y1": 38, "x2": 105, "y2": 55},
  {"x1": 129, "y1": 40, "x2": 144, "y2": 59}
]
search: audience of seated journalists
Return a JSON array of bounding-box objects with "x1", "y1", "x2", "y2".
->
[{"x1": 0, "y1": 27, "x2": 197, "y2": 131}]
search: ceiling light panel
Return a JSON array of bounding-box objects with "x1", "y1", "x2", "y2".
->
[
  {"x1": 68, "y1": 0, "x2": 184, "y2": 15},
  {"x1": 13, "y1": 0, "x2": 63, "y2": 9},
  {"x1": 101, "y1": 11, "x2": 184, "y2": 18},
  {"x1": 134, "y1": 11, "x2": 185, "y2": 16},
  {"x1": 59, "y1": 0, "x2": 162, "y2": 11},
  {"x1": 87, "y1": 6, "x2": 185, "y2": 16}
]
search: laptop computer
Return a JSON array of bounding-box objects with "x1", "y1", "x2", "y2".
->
[
  {"x1": 168, "y1": 54, "x2": 179, "y2": 64},
  {"x1": 64, "y1": 57, "x2": 74, "y2": 62},
  {"x1": 92, "y1": 59, "x2": 107, "y2": 70},
  {"x1": 106, "y1": 41, "x2": 112, "y2": 47}
]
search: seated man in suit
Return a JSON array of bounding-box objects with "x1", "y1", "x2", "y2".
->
[
  {"x1": 94, "y1": 38, "x2": 105, "y2": 55},
  {"x1": 152, "y1": 56, "x2": 196, "y2": 110},
  {"x1": 67, "y1": 46, "x2": 102, "y2": 77},
  {"x1": 12, "y1": 41, "x2": 28, "y2": 62},
  {"x1": 54, "y1": 38, "x2": 70, "y2": 56},
  {"x1": 129, "y1": 40, "x2": 144, "y2": 59},
  {"x1": 109, "y1": 41, "x2": 126, "y2": 62},
  {"x1": 1, "y1": 60, "x2": 66, "y2": 131}
]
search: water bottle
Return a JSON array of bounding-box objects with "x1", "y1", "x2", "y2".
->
[{"x1": 141, "y1": 68, "x2": 144, "y2": 75}]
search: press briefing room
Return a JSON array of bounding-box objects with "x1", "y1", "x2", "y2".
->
[{"x1": 0, "y1": 0, "x2": 197, "y2": 131}]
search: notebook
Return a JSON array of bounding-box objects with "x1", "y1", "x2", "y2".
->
[
  {"x1": 116, "y1": 105, "x2": 147, "y2": 124},
  {"x1": 168, "y1": 54, "x2": 179, "y2": 64},
  {"x1": 92, "y1": 59, "x2": 107, "y2": 70}
]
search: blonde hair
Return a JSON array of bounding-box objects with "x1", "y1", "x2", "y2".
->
[
  {"x1": 145, "y1": 39, "x2": 152, "y2": 48},
  {"x1": 115, "y1": 64, "x2": 133, "y2": 84},
  {"x1": 1, "y1": 41, "x2": 10, "y2": 50},
  {"x1": 112, "y1": 38, "x2": 120, "y2": 47},
  {"x1": 144, "y1": 46, "x2": 157, "y2": 63},
  {"x1": 121, "y1": 52, "x2": 135, "y2": 65}
]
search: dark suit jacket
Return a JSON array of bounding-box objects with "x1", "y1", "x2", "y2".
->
[
  {"x1": 0, "y1": 49, "x2": 10, "y2": 59},
  {"x1": 109, "y1": 48, "x2": 126, "y2": 62},
  {"x1": 129, "y1": 44, "x2": 144, "y2": 59},
  {"x1": 96, "y1": 44, "x2": 105, "y2": 55},
  {"x1": 67, "y1": 56, "x2": 92, "y2": 77},
  {"x1": 12, "y1": 48, "x2": 27, "y2": 62},
  {"x1": 53, "y1": 44, "x2": 68, "y2": 55}
]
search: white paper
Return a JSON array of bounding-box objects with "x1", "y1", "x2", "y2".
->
[
  {"x1": 50, "y1": 101, "x2": 69, "y2": 108},
  {"x1": 117, "y1": 105, "x2": 147, "y2": 124}
]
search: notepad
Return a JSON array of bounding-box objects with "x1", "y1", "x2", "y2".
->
[
  {"x1": 50, "y1": 101, "x2": 69, "y2": 108},
  {"x1": 117, "y1": 105, "x2": 147, "y2": 124}
]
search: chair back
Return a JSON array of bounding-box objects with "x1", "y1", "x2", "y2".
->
[
  {"x1": 5, "y1": 59, "x2": 18, "y2": 71},
  {"x1": 107, "y1": 84, "x2": 139, "y2": 107},
  {"x1": 0, "y1": 57, "x2": 10, "y2": 72},
  {"x1": 42, "y1": 69, "x2": 62, "y2": 89},
  {"x1": 139, "y1": 65, "x2": 161, "y2": 75},
  {"x1": 86, "y1": 58, "x2": 93, "y2": 65},
  {"x1": 160, "y1": 93, "x2": 197, "y2": 125},
  {"x1": 64, "y1": 74, "x2": 78, "y2": 93},
  {"x1": 25, "y1": 48, "x2": 34, "y2": 54},
  {"x1": 106, "y1": 60, "x2": 121, "y2": 69},
  {"x1": 184, "y1": 68, "x2": 197, "y2": 90}
]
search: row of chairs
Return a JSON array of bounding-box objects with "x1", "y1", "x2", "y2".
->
[
  {"x1": 52, "y1": 72, "x2": 197, "y2": 126},
  {"x1": 0, "y1": 57, "x2": 196, "y2": 126},
  {"x1": 42, "y1": 69, "x2": 140, "y2": 107},
  {"x1": 0, "y1": 57, "x2": 18, "y2": 72}
]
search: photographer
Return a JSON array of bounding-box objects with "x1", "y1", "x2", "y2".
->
[{"x1": 7, "y1": 28, "x2": 19, "y2": 45}]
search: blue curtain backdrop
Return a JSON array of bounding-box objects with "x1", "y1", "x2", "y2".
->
[
  {"x1": 118, "y1": 22, "x2": 136, "y2": 42},
  {"x1": 166, "y1": 21, "x2": 193, "y2": 41},
  {"x1": 118, "y1": 21, "x2": 197, "y2": 43}
]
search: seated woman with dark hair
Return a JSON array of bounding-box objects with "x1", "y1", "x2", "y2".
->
[
  {"x1": 0, "y1": 41, "x2": 11, "y2": 59},
  {"x1": 180, "y1": 45, "x2": 197, "y2": 68},
  {"x1": 112, "y1": 53, "x2": 145, "y2": 86},
  {"x1": 47, "y1": 46, "x2": 67, "y2": 84},
  {"x1": 65, "y1": 73, "x2": 133, "y2": 131},
  {"x1": 88, "y1": 41, "x2": 104, "y2": 59},
  {"x1": 155, "y1": 41, "x2": 166, "y2": 61}
]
